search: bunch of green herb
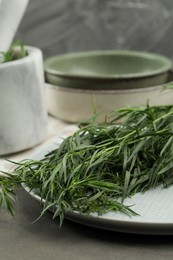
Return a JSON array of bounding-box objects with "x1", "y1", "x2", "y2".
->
[
  {"x1": 0, "y1": 41, "x2": 27, "y2": 64},
  {"x1": 1, "y1": 105, "x2": 173, "y2": 225}
]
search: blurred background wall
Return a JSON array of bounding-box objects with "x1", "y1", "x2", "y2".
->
[{"x1": 17, "y1": 0, "x2": 173, "y2": 59}]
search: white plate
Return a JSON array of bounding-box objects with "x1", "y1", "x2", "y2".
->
[{"x1": 23, "y1": 137, "x2": 173, "y2": 235}]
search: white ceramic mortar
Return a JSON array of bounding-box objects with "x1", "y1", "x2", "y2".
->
[{"x1": 0, "y1": 46, "x2": 47, "y2": 155}]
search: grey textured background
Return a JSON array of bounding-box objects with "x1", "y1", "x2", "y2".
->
[{"x1": 17, "y1": 0, "x2": 173, "y2": 60}]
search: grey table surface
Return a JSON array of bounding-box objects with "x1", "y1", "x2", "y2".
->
[{"x1": 0, "y1": 186, "x2": 173, "y2": 260}]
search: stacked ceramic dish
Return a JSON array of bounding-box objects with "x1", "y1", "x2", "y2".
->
[{"x1": 44, "y1": 50, "x2": 173, "y2": 123}]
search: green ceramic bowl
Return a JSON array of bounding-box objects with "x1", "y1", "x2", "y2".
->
[{"x1": 44, "y1": 50, "x2": 172, "y2": 90}]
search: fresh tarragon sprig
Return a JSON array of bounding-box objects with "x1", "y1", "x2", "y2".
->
[{"x1": 1, "y1": 105, "x2": 173, "y2": 225}]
